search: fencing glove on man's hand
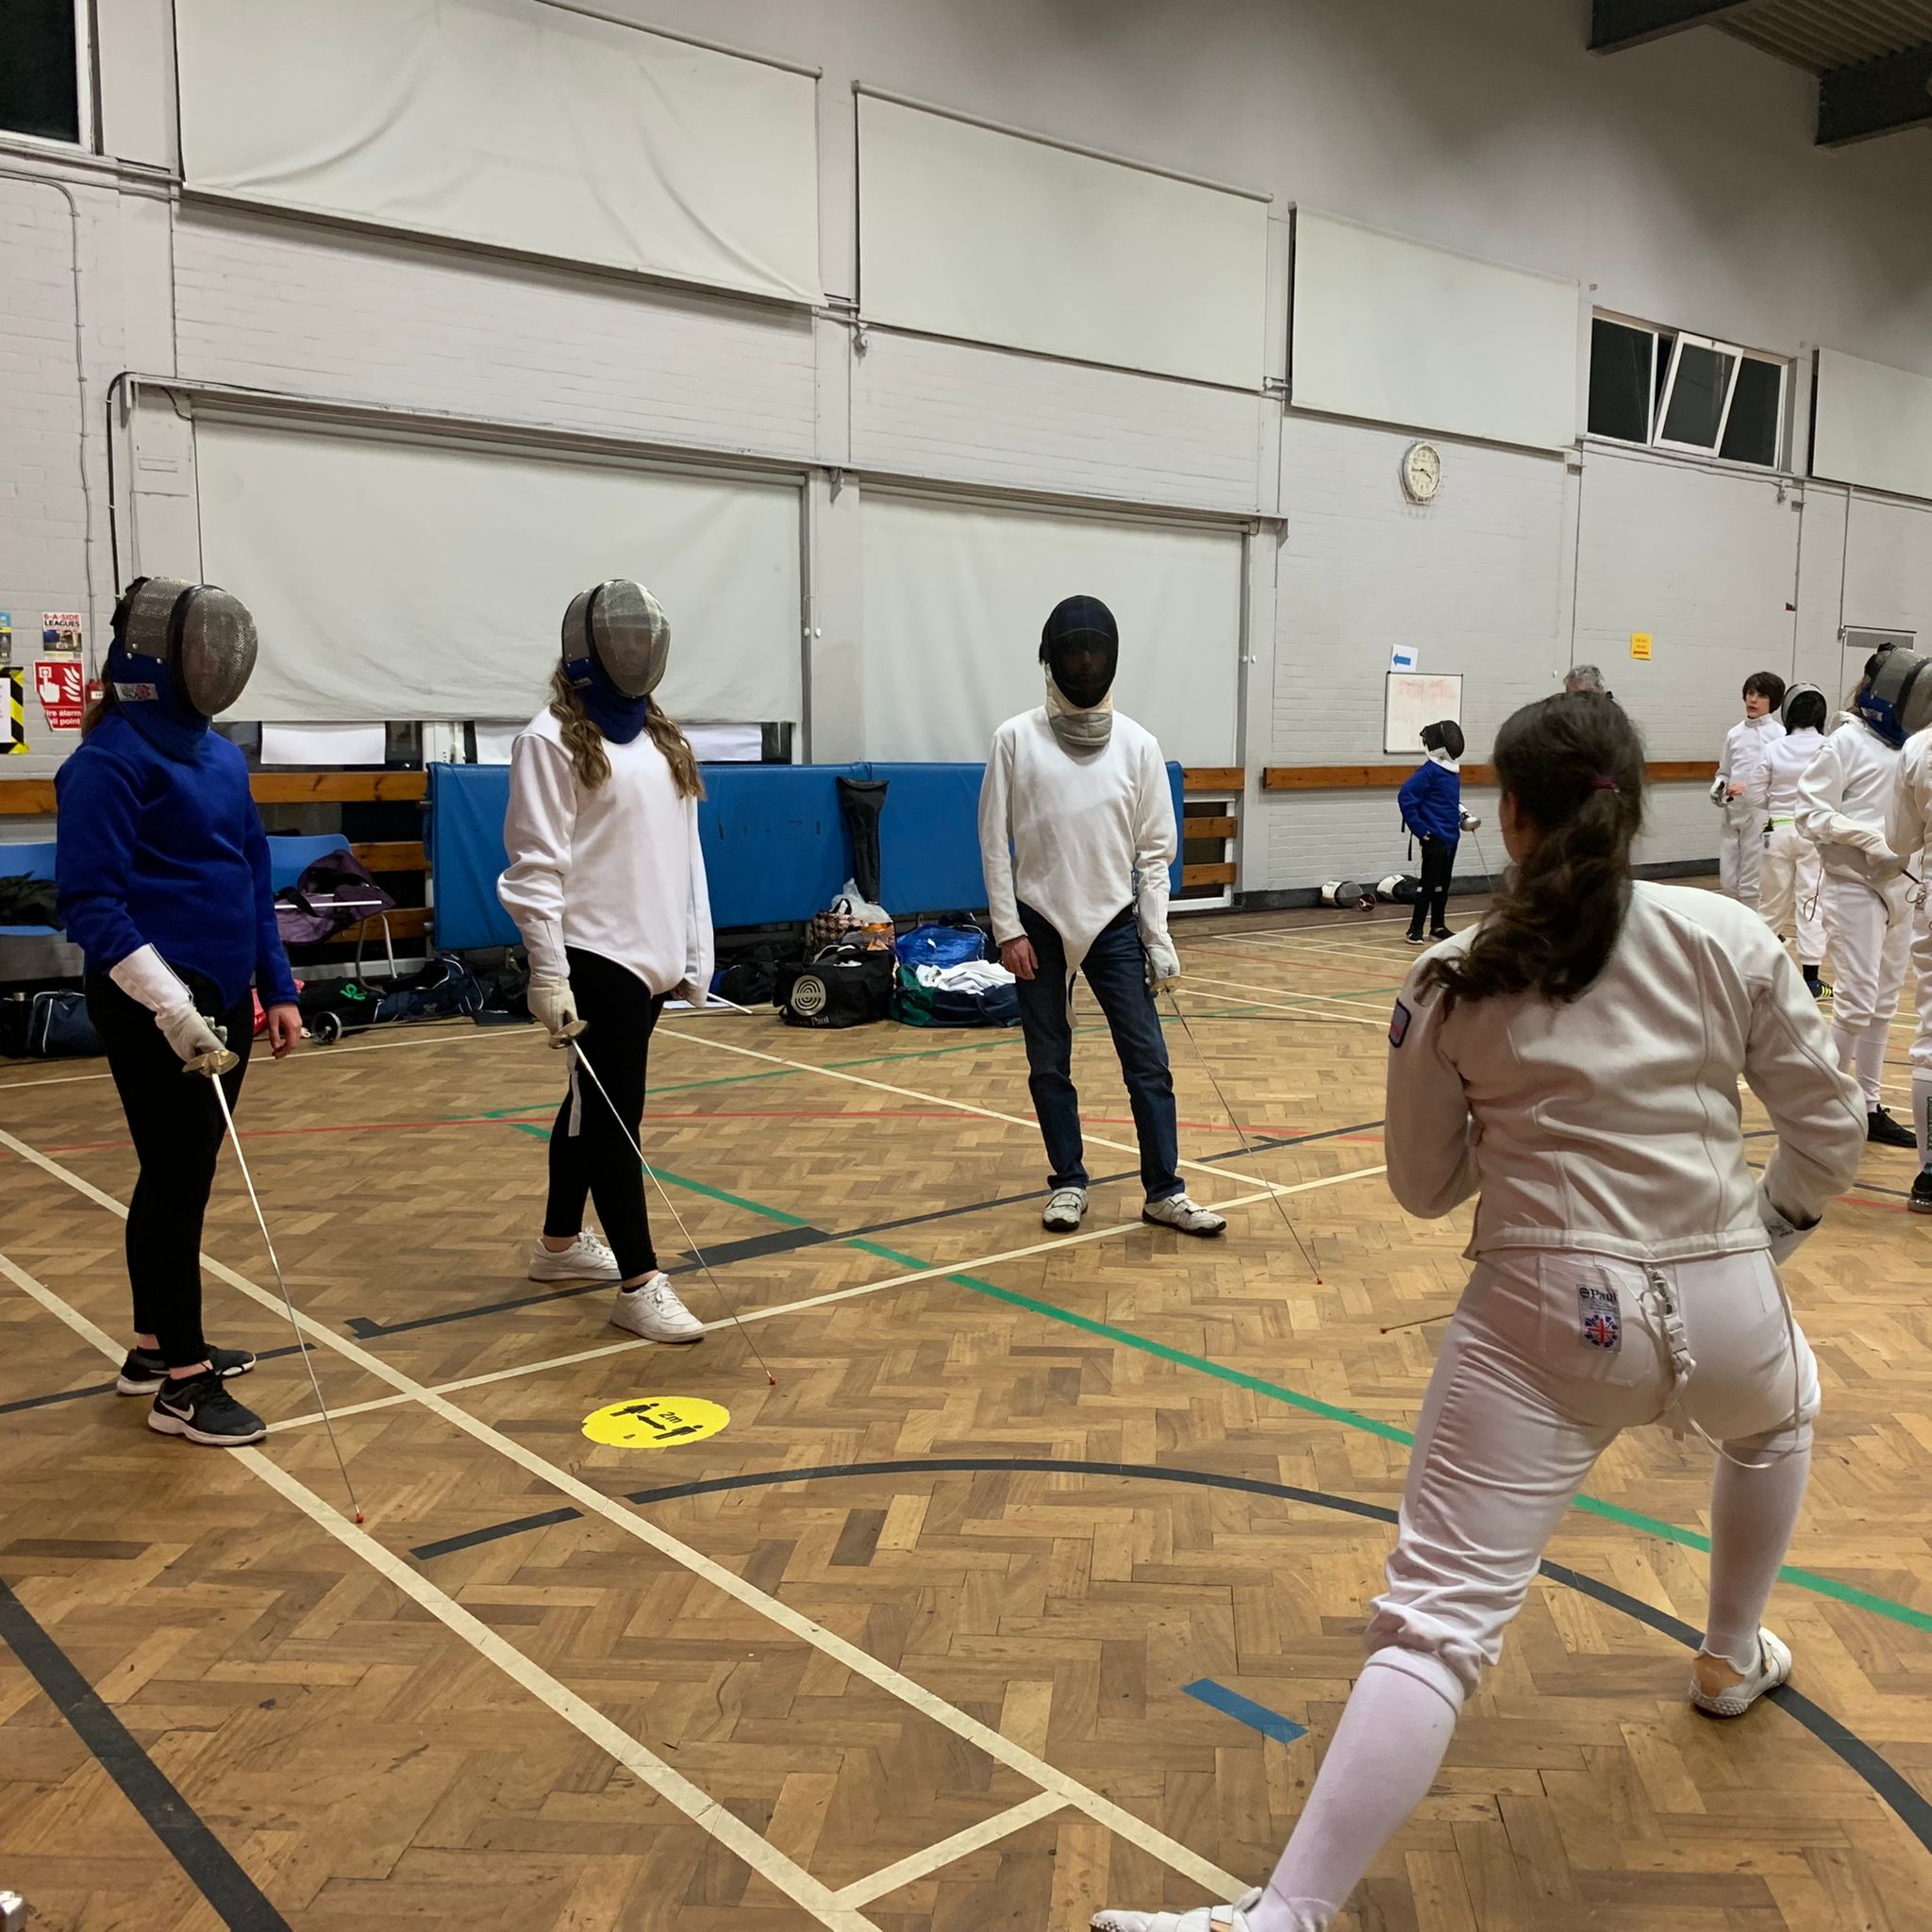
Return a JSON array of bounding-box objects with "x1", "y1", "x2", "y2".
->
[
  {"x1": 1459, "y1": 808, "x2": 1482, "y2": 832},
  {"x1": 1143, "y1": 934, "x2": 1182, "y2": 990},
  {"x1": 109, "y1": 942, "x2": 228, "y2": 1065},
  {"x1": 529, "y1": 974, "x2": 579, "y2": 1045}
]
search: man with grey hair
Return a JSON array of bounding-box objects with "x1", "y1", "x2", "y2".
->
[{"x1": 1563, "y1": 664, "x2": 1608, "y2": 695}]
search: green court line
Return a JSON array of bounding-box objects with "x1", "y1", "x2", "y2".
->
[{"x1": 491, "y1": 1114, "x2": 1932, "y2": 1636}]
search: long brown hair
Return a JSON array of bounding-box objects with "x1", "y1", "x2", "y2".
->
[
  {"x1": 1424, "y1": 693, "x2": 1645, "y2": 1008},
  {"x1": 81, "y1": 675, "x2": 121, "y2": 738},
  {"x1": 546, "y1": 666, "x2": 704, "y2": 799}
]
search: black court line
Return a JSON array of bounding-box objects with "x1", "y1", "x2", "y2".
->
[
  {"x1": 414, "y1": 1456, "x2": 1932, "y2": 1856},
  {"x1": 0, "y1": 1572, "x2": 292, "y2": 1929},
  {"x1": 0, "y1": 1342, "x2": 312, "y2": 1419},
  {"x1": 410, "y1": 1506, "x2": 585, "y2": 1560}
]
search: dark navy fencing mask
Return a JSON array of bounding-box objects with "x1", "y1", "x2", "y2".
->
[{"x1": 1040, "y1": 595, "x2": 1119, "y2": 711}]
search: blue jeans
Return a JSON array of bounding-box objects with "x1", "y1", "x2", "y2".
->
[{"x1": 1014, "y1": 901, "x2": 1182, "y2": 1201}]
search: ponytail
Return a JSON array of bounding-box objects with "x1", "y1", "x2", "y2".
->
[
  {"x1": 1423, "y1": 694, "x2": 1645, "y2": 1008},
  {"x1": 81, "y1": 675, "x2": 121, "y2": 739},
  {"x1": 547, "y1": 666, "x2": 705, "y2": 801}
]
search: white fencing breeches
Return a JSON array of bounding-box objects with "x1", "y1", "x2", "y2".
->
[
  {"x1": 1757, "y1": 822, "x2": 1826, "y2": 966},
  {"x1": 1821, "y1": 872, "x2": 1912, "y2": 1108},
  {"x1": 1364, "y1": 1247, "x2": 1817, "y2": 1707},
  {"x1": 1718, "y1": 801, "x2": 1763, "y2": 906},
  {"x1": 1911, "y1": 881, "x2": 1932, "y2": 1163}
]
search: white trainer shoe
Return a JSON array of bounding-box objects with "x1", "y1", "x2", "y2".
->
[
  {"x1": 1690, "y1": 1626, "x2": 1791, "y2": 1717},
  {"x1": 609, "y1": 1274, "x2": 705, "y2": 1343},
  {"x1": 527, "y1": 1231, "x2": 622, "y2": 1283},
  {"x1": 1141, "y1": 1191, "x2": 1227, "y2": 1239},
  {"x1": 1042, "y1": 1188, "x2": 1088, "y2": 1233},
  {"x1": 1092, "y1": 1888, "x2": 1263, "y2": 1932}
]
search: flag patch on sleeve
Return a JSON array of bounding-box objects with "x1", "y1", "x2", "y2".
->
[{"x1": 1389, "y1": 1000, "x2": 1411, "y2": 1047}]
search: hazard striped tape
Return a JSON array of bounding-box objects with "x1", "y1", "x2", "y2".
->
[{"x1": 3, "y1": 668, "x2": 25, "y2": 753}]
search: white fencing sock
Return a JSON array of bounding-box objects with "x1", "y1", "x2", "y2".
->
[
  {"x1": 1830, "y1": 1022, "x2": 1862, "y2": 1094},
  {"x1": 1852, "y1": 1030, "x2": 1887, "y2": 1111},
  {"x1": 1914, "y1": 1072, "x2": 1932, "y2": 1166},
  {"x1": 1245, "y1": 1655, "x2": 1459, "y2": 1932},
  {"x1": 1702, "y1": 1437, "x2": 1812, "y2": 1672}
]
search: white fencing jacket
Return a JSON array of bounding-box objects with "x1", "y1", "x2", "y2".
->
[
  {"x1": 1749, "y1": 726, "x2": 1825, "y2": 820},
  {"x1": 498, "y1": 708, "x2": 714, "y2": 1002},
  {"x1": 1889, "y1": 726, "x2": 1932, "y2": 870},
  {"x1": 1385, "y1": 882, "x2": 1865, "y2": 1263},
  {"x1": 1795, "y1": 718, "x2": 1907, "y2": 888},
  {"x1": 977, "y1": 708, "x2": 1175, "y2": 970},
  {"x1": 1719, "y1": 714, "x2": 1783, "y2": 795}
]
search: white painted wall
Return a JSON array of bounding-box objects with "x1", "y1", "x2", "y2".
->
[{"x1": 4, "y1": 0, "x2": 1931, "y2": 891}]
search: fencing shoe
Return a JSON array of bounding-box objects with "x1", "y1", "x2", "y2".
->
[
  {"x1": 1042, "y1": 1188, "x2": 1088, "y2": 1233},
  {"x1": 147, "y1": 1372, "x2": 268, "y2": 1447},
  {"x1": 1690, "y1": 1627, "x2": 1791, "y2": 1717},
  {"x1": 1910, "y1": 1169, "x2": 1932, "y2": 1216},
  {"x1": 528, "y1": 1230, "x2": 623, "y2": 1283},
  {"x1": 1142, "y1": 1192, "x2": 1227, "y2": 1238},
  {"x1": 610, "y1": 1274, "x2": 705, "y2": 1343},
  {"x1": 1092, "y1": 1888, "x2": 1266, "y2": 1932},
  {"x1": 117, "y1": 1342, "x2": 256, "y2": 1396},
  {"x1": 1868, "y1": 1107, "x2": 1917, "y2": 1149}
]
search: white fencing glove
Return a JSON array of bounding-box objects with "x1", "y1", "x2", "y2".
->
[
  {"x1": 109, "y1": 943, "x2": 228, "y2": 1066},
  {"x1": 1708, "y1": 776, "x2": 1730, "y2": 807},
  {"x1": 528, "y1": 974, "x2": 579, "y2": 1044},
  {"x1": 1756, "y1": 1180, "x2": 1816, "y2": 1264},
  {"x1": 1143, "y1": 933, "x2": 1182, "y2": 990},
  {"x1": 1459, "y1": 808, "x2": 1482, "y2": 832}
]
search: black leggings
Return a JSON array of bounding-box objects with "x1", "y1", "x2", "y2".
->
[
  {"x1": 88, "y1": 970, "x2": 255, "y2": 1370},
  {"x1": 543, "y1": 947, "x2": 666, "y2": 1281},
  {"x1": 1407, "y1": 836, "x2": 1458, "y2": 938}
]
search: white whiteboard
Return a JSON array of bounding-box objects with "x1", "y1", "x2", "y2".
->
[
  {"x1": 858, "y1": 93, "x2": 1271, "y2": 389},
  {"x1": 175, "y1": 0, "x2": 822, "y2": 304},
  {"x1": 1384, "y1": 673, "x2": 1462, "y2": 756},
  {"x1": 1292, "y1": 210, "x2": 1578, "y2": 451},
  {"x1": 192, "y1": 418, "x2": 803, "y2": 724}
]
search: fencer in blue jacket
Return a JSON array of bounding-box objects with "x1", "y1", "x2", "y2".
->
[{"x1": 1398, "y1": 720, "x2": 1466, "y2": 943}]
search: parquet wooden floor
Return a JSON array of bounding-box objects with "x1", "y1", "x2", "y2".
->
[{"x1": 2, "y1": 893, "x2": 1929, "y2": 1930}]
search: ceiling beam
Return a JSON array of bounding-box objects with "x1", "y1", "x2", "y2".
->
[
  {"x1": 1589, "y1": 0, "x2": 1756, "y2": 55},
  {"x1": 1817, "y1": 42, "x2": 1932, "y2": 146}
]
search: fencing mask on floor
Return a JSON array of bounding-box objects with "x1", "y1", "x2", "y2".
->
[
  {"x1": 1779, "y1": 682, "x2": 1827, "y2": 734},
  {"x1": 107, "y1": 576, "x2": 258, "y2": 758},
  {"x1": 1421, "y1": 720, "x2": 1464, "y2": 764},
  {"x1": 1854, "y1": 647, "x2": 1932, "y2": 749},
  {"x1": 1040, "y1": 594, "x2": 1119, "y2": 752},
  {"x1": 561, "y1": 578, "x2": 670, "y2": 744}
]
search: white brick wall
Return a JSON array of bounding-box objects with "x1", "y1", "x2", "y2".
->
[
  {"x1": 172, "y1": 211, "x2": 820, "y2": 462},
  {"x1": 1842, "y1": 491, "x2": 1932, "y2": 641}
]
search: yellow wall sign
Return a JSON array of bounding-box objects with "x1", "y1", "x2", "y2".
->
[
  {"x1": 582, "y1": 1395, "x2": 729, "y2": 1449},
  {"x1": 1630, "y1": 633, "x2": 1653, "y2": 660}
]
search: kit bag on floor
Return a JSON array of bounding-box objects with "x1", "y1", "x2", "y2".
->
[
  {"x1": 775, "y1": 944, "x2": 894, "y2": 1028},
  {"x1": 3, "y1": 989, "x2": 102, "y2": 1058},
  {"x1": 891, "y1": 963, "x2": 1019, "y2": 1029},
  {"x1": 893, "y1": 923, "x2": 988, "y2": 970}
]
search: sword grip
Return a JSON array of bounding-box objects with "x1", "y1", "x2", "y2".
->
[{"x1": 184, "y1": 1046, "x2": 241, "y2": 1078}]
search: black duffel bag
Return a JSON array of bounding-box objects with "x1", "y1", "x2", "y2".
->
[{"x1": 774, "y1": 944, "x2": 894, "y2": 1029}]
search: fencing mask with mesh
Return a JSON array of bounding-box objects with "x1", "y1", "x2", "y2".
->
[
  {"x1": 1854, "y1": 647, "x2": 1932, "y2": 749},
  {"x1": 107, "y1": 576, "x2": 258, "y2": 759},
  {"x1": 1040, "y1": 595, "x2": 1119, "y2": 752},
  {"x1": 1779, "y1": 682, "x2": 1827, "y2": 734},
  {"x1": 1421, "y1": 720, "x2": 1464, "y2": 764},
  {"x1": 560, "y1": 579, "x2": 670, "y2": 744}
]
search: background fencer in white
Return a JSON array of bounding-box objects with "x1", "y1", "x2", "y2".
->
[
  {"x1": 1751, "y1": 682, "x2": 1830, "y2": 996},
  {"x1": 1090, "y1": 694, "x2": 1865, "y2": 1932},
  {"x1": 1796, "y1": 654, "x2": 1919, "y2": 1145},
  {"x1": 1886, "y1": 724, "x2": 1932, "y2": 1198},
  {"x1": 1714, "y1": 673, "x2": 1785, "y2": 908}
]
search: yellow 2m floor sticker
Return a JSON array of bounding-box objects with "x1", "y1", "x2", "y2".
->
[{"x1": 582, "y1": 1395, "x2": 729, "y2": 1449}]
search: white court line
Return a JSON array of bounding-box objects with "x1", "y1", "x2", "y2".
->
[
  {"x1": 0, "y1": 1123, "x2": 1245, "y2": 1901},
  {"x1": 1171, "y1": 982, "x2": 1386, "y2": 1029},
  {"x1": 1177, "y1": 974, "x2": 1397, "y2": 1020},
  {"x1": 0, "y1": 1248, "x2": 885, "y2": 1932},
  {"x1": 269, "y1": 1163, "x2": 1388, "y2": 1433},
  {"x1": 832, "y1": 1791, "x2": 1069, "y2": 1906}
]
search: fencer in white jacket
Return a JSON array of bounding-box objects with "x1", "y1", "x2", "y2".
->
[
  {"x1": 1795, "y1": 702, "x2": 1916, "y2": 1143},
  {"x1": 1887, "y1": 724, "x2": 1932, "y2": 1203},
  {"x1": 1750, "y1": 683, "x2": 1829, "y2": 994},
  {"x1": 1713, "y1": 683, "x2": 1784, "y2": 907},
  {"x1": 1091, "y1": 692, "x2": 1865, "y2": 1932}
]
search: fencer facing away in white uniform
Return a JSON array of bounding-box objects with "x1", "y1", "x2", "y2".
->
[
  {"x1": 1091, "y1": 694, "x2": 1865, "y2": 1932},
  {"x1": 1713, "y1": 672, "x2": 1785, "y2": 908},
  {"x1": 1751, "y1": 682, "x2": 1830, "y2": 999},
  {"x1": 1883, "y1": 694, "x2": 1932, "y2": 1212},
  {"x1": 1796, "y1": 647, "x2": 1927, "y2": 1149}
]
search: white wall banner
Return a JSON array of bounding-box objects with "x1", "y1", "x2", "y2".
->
[
  {"x1": 193, "y1": 418, "x2": 803, "y2": 725},
  {"x1": 1812, "y1": 347, "x2": 1932, "y2": 502}
]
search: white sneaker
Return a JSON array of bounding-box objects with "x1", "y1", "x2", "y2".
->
[
  {"x1": 609, "y1": 1274, "x2": 705, "y2": 1343},
  {"x1": 1141, "y1": 1191, "x2": 1227, "y2": 1239},
  {"x1": 1690, "y1": 1626, "x2": 1791, "y2": 1717},
  {"x1": 1092, "y1": 1889, "x2": 1263, "y2": 1932},
  {"x1": 527, "y1": 1231, "x2": 622, "y2": 1283},
  {"x1": 1042, "y1": 1188, "x2": 1088, "y2": 1233}
]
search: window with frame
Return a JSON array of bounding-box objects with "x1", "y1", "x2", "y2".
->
[
  {"x1": 1588, "y1": 313, "x2": 1785, "y2": 468},
  {"x1": 0, "y1": 0, "x2": 90, "y2": 147}
]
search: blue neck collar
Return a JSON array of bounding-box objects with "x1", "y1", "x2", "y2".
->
[
  {"x1": 107, "y1": 642, "x2": 211, "y2": 762},
  {"x1": 562, "y1": 654, "x2": 648, "y2": 744}
]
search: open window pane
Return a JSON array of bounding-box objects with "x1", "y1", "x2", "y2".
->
[
  {"x1": 1719, "y1": 356, "x2": 1783, "y2": 467},
  {"x1": 0, "y1": 0, "x2": 81, "y2": 142},
  {"x1": 1654, "y1": 331, "x2": 1676, "y2": 425},
  {"x1": 1589, "y1": 318, "x2": 1655, "y2": 442},
  {"x1": 1658, "y1": 338, "x2": 1738, "y2": 450}
]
